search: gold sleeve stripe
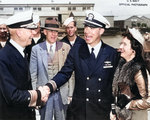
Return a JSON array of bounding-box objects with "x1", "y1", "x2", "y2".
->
[{"x1": 48, "y1": 80, "x2": 57, "y2": 91}]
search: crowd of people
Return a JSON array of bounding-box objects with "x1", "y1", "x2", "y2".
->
[{"x1": 0, "y1": 9, "x2": 150, "y2": 120}]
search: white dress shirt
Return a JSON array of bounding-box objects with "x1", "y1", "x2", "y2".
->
[
  {"x1": 87, "y1": 41, "x2": 102, "y2": 58},
  {"x1": 46, "y1": 41, "x2": 56, "y2": 53},
  {"x1": 10, "y1": 39, "x2": 25, "y2": 57}
]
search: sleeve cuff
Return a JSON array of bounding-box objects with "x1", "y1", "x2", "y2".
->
[
  {"x1": 46, "y1": 80, "x2": 57, "y2": 93},
  {"x1": 36, "y1": 90, "x2": 41, "y2": 106}
]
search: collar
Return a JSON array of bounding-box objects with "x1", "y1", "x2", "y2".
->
[
  {"x1": 88, "y1": 40, "x2": 102, "y2": 58},
  {"x1": 0, "y1": 41, "x2": 6, "y2": 47},
  {"x1": 10, "y1": 39, "x2": 25, "y2": 57},
  {"x1": 46, "y1": 41, "x2": 56, "y2": 53}
]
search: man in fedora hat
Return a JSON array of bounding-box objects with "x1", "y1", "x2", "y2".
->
[
  {"x1": 42, "y1": 10, "x2": 118, "y2": 120},
  {"x1": 0, "y1": 10, "x2": 49, "y2": 120},
  {"x1": 30, "y1": 17, "x2": 75, "y2": 120}
]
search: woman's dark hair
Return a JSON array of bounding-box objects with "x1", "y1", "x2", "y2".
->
[{"x1": 122, "y1": 30, "x2": 143, "y2": 60}]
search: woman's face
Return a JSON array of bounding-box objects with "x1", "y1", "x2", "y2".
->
[{"x1": 119, "y1": 37, "x2": 135, "y2": 62}]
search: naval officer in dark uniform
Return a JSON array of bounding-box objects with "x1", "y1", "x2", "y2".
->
[
  {"x1": 43, "y1": 10, "x2": 118, "y2": 120},
  {"x1": 0, "y1": 10, "x2": 49, "y2": 120}
]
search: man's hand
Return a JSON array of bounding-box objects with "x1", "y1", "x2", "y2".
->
[{"x1": 38, "y1": 86, "x2": 50, "y2": 102}]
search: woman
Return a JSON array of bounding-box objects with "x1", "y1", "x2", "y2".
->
[{"x1": 111, "y1": 28, "x2": 150, "y2": 120}]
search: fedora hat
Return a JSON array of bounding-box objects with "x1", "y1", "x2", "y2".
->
[{"x1": 42, "y1": 17, "x2": 63, "y2": 31}]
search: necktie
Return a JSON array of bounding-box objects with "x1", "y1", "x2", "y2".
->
[
  {"x1": 89, "y1": 48, "x2": 96, "y2": 68},
  {"x1": 23, "y1": 49, "x2": 30, "y2": 81},
  {"x1": 49, "y1": 45, "x2": 54, "y2": 58},
  {"x1": 23, "y1": 49, "x2": 27, "y2": 59},
  {"x1": 90, "y1": 48, "x2": 95, "y2": 60}
]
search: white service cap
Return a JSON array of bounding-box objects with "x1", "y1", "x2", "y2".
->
[
  {"x1": 63, "y1": 17, "x2": 75, "y2": 27},
  {"x1": 6, "y1": 10, "x2": 37, "y2": 29},
  {"x1": 83, "y1": 10, "x2": 111, "y2": 28}
]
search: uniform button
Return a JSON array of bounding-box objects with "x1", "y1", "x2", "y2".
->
[
  {"x1": 98, "y1": 78, "x2": 101, "y2": 81},
  {"x1": 86, "y1": 98, "x2": 89, "y2": 101},
  {"x1": 86, "y1": 88, "x2": 89, "y2": 91},
  {"x1": 98, "y1": 89, "x2": 101, "y2": 92},
  {"x1": 28, "y1": 97, "x2": 30, "y2": 100},
  {"x1": 87, "y1": 77, "x2": 89, "y2": 80},
  {"x1": 98, "y1": 99, "x2": 101, "y2": 102}
]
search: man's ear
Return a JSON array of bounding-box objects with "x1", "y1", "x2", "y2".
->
[
  {"x1": 43, "y1": 29, "x2": 47, "y2": 35},
  {"x1": 16, "y1": 29, "x2": 21, "y2": 37},
  {"x1": 75, "y1": 26, "x2": 77, "y2": 31},
  {"x1": 99, "y1": 28, "x2": 105, "y2": 35}
]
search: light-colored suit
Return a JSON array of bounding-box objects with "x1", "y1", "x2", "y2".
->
[{"x1": 30, "y1": 41, "x2": 75, "y2": 119}]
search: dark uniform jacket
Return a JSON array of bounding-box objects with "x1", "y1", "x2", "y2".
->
[
  {"x1": 60, "y1": 35, "x2": 85, "y2": 48},
  {"x1": 0, "y1": 42, "x2": 35, "y2": 120},
  {"x1": 0, "y1": 43, "x2": 2, "y2": 49},
  {"x1": 52, "y1": 40, "x2": 117, "y2": 120}
]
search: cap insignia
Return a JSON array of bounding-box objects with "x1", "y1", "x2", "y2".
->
[{"x1": 88, "y1": 13, "x2": 94, "y2": 21}]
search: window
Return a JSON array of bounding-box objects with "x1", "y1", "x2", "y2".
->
[
  {"x1": 33, "y1": 7, "x2": 37, "y2": 11},
  {"x1": 51, "y1": 7, "x2": 55, "y2": 11},
  {"x1": 0, "y1": 7, "x2": 3, "y2": 11},
  {"x1": 68, "y1": 7, "x2": 71, "y2": 11},
  {"x1": 19, "y1": 7, "x2": 23, "y2": 11},
  {"x1": 83, "y1": 7, "x2": 86, "y2": 10},
  {"x1": 14, "y1": 7, "x2": 18, "y2": 11},
  {"x1": 38, "y1": 7, "x2": 41, "y2": 11},
  {"x1": 33, "y1": 7, "x2": 42, "y2": 11},
  {"x1": 72, "y1": 7, "x2": 76, "y2": 10},
  {"x1": 87, "y1": 7, "x2": 91, "y2": 10},
  {"x1": 56, "y1": 7, "x2": 59, "y2": 11},
  {"x1": 14, "y1": 7, "x2": 23, "y2": 11}
]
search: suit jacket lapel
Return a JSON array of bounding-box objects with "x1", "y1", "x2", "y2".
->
[
  {"x1": 56, "y1": 41, "x2": 64, "y2": 70},
  {"x1": 39, "y1": 41, "x2": 48, "y2": 72}
]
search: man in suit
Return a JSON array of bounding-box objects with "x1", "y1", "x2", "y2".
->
[
  {"x1": 60, "y1": 17, "x2": 84, "y2": 47},
  {"x1": 0, "y1": 18, "x2": 8, "y2": 49},
  {"x1": 0, "y1": 11, "x2": 49, "y2": 120},
  {"x1": 25, "y1": 15, "x2": 46, "y2": 62},
  {"x1": 30, "y1": 17, "x2": 75, "y2": 120},
  {"x1": 43, "y1": 10, "x2": 118, "y2": 120}
]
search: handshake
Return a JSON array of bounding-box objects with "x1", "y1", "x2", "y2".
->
[{"x1": 37, "y1": 85, "x2": 50, "y2": 104}]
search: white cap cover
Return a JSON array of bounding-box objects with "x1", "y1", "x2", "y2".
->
[
  {"x1": 63, "y1": 17, "x2": 75, "y2": 27},
  {"x1": 6, "y1": 10, "x2": 37, "y2": 29},
  {"x1": 83, "y1": 10, "x2": 110, "y2": 28}
]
